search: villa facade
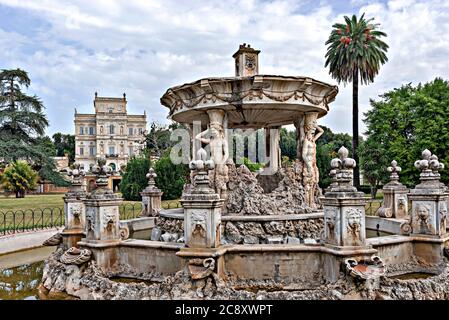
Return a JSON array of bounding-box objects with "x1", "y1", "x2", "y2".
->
[{"x1": 74, "y1": 93, "x2": 147, "y2": 190}]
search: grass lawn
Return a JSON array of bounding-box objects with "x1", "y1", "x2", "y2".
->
[{"x1": 0, "y1": 193, "x2": 180, "y2": 234}]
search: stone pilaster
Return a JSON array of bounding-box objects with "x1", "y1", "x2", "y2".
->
[
  {"x1": 408, "y1": 150, "x2": 448, "y2": 237},
  {"x1": 140, "y1": 167, "x2": 163, "y2": 217},
  {"x1": 83, "y1": 158, "x2": 123, "y2": 244},
  {"x1": 322, "y1": 147, "x2": 367, "y2": 247},
  {"x1": 377, "y1": 160, "x2": 409, "y2": 219},
  {"x1": 61, "y1": 164, "x2": 87, "y2": 249},
  {"x1": 181, "y1": 148, "x2": 223, "y2": 249}
]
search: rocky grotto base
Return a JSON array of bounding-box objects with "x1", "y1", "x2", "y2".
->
[{"x1": 39, "y1": 247, "x2": 449, "y2": 300}]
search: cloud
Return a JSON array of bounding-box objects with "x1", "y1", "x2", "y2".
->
[{"x1": 0, "y1": 0, "x2": 447, "y2": 138}]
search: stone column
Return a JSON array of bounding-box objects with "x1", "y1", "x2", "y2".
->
[
  {"x1": 61, "y1": 164, "x2": 87, "y2": 249},
  {"x1": 83, "y1": 158, "x2": 123, "y2": 244},
  {"x1": 181, "y1": 148, "x2": 223, "y2": 248},
  {"x1": 408, "y1": 150, "x2": 448, "y2": 237},
  {"x1": 262, "y1": 127, "x2": 280, "y2": 174},
  {"x1": 377, "y1": 160, "x2": 409, "y2": 219},
  {"x1": 139, "y1": 167, "x2": 163, "y2": 217},
  {"x1": 322, "y1": 147, "x2": 367, "y2": 247}
]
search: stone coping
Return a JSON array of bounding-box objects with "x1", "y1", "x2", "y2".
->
[
  {"x1": 174, "y1": 243, "x2": 377, "y2": 258},
  {"x1": 159, "y1": 210, "x2": 324, "y2": 221},
  {"x1": 121, "y1": 239, "x2": 183, "y2": 250},
  {"x1": 366, "y1": 234, "x2": 449, "y2": 246}
]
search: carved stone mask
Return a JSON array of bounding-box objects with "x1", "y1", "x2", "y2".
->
[
  {"x1": 417, "y1": 205, "x2": 429, "y2": 221},
  {"x1": 347, "y1": 210, "x2": 361, "y2": 230}
]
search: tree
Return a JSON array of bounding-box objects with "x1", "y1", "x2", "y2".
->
[
  {"x1": 119, "y1": 155, "x2": 150, "y2": 201},
  {"x1": 363, "y1": 78, "x2": 449, "y2": 187},
  {"x1": 145, "y1": 122, "x2": 183, "y2": 158},
  {"x1": 52, "y1": 132, "x2": 75, "y2": 163},
  {"x1": 1, "y1": 160, "x2": 38, "y2": 198},
  {"x1": 316, "y1": 129, "x2": 353, "y2": 188},
  {"x1": 0, "y1": 69, "x2": 49, "y2": 143},
  {"x1": 154, "y1": 150, "x2": 189, "y2": 200},
  {"x1": 358, "y1": 137, "x2": 389, "y2": 198},
  {"x1": 325, "y1": 13, "x2": 388, "y2": 189},
  {"x1": 0, "y1": 68, "x2": 67, "y2": 186},
  {"x1": 279, "y1": 128, "x2": 296, "y2": 160}
]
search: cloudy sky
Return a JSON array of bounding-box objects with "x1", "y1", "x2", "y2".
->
[{"x1": 0, "y1": 0, "x2": 448, "y2": 137}]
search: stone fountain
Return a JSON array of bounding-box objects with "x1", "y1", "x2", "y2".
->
[
  {"x1": 39, "y1": 45, "x2": 449, "y2": 300},
  {"x1": 161, "y1": 43, "x2": 338, "y2": 215}
]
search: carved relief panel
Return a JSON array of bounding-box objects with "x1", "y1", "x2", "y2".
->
[
  {"x1": 411, "y1": 201, "x2": 435, "y2": 235},
  {"x1": 394, "y1": 194, "x2": 408, "y2": 219},
  {"x1": 324, "y1": 206, "x2": 339, "y2": 245},
  {"x1": 85, "y1": 206, "x2": 96, "y2": 240},
  {"x1": 100, "y1": 206, "x2": 119, "y2": 240},
  {"x1": 66, "y1": 202, "x2": 85, "y2": 229},
  {"x1": 344, "y1": 208, "x2": 364, "y2": 246}
]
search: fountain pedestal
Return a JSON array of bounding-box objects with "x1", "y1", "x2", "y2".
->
[
  {"x1": 322, "y1": 147, "x2": 367, "y2": 248},
  {"x1": 61, "y1": 165, "x2": 87, "y2": 249},
  {"x1": 79, "y1": 159, "x2": 123, "y2": 270},
  {"x1": 321, "y1": 147, "x2": 378, "y2": 283},
  {"x1": 409, "y1": 150, "x2": 448, "y2": 238},
  {"x1": 377, "y1": 160, "x2": 409, "y2": 219},
  {"x1": 178, "y1": 149, "x2": 225, "y2": 282},
  {"x1": 140, "y1": 167, "x2": 163, "y2": 217}
]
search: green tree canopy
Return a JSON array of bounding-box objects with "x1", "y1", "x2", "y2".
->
[
  {"x1": 0, "y1": 160, "x2": 38, "y2": 198},
  {"x1": 154, "y1": 150, "x2": 189, "y2": 200},
  {"x1": 0, "y1": 69, "x2": 67, "y2": 186},
  {"x1": 363, "y1": 78, "x2": 449, "y2": 187},
  {"x1": 119, "y1": 155, "x2": 150, "y2": 201},
  {"x1": 52, "y1": 132, "x2": 75, "y2": 163}
]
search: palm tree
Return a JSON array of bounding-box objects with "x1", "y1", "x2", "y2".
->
[
  {"x1": 325, "y1": 13, "x2": 388, "y2": 188},
  {"x1": 0, "y1": 68, "x2": 49, "y2": 146}
]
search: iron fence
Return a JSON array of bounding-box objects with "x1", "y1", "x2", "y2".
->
[
  {"x1": 0, "y1": 207, "x2": 65, "y2": 236},
  {"x1": 365, "y1": 199, "x2": 382, "y2": 216},
  {"x1": 0, "y1": 200, "x2": 182, "y2": 235},
  {"x1": 119, "y1": 203, "x2": 143, "y2": 220}
]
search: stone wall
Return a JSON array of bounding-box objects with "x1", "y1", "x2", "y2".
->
[{"x1": 154, "y1": 212, "x2": 324, "y2": 244}]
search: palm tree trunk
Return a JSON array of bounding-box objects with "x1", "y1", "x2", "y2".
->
[{"x1": 352, "y1": 69, "x2": 360, "y2": 189}]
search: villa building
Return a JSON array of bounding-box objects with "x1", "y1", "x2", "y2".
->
[{"x1": 74, "y1": 93, "x2": 147, "y2": 191}]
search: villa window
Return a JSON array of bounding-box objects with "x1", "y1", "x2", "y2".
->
[
  {"x1": 109, "y1": 124, "x2": 115, "y2": 134},
  {"x1": 89, "y1": 147, "x2": 95, "y2": 156},
  {"x1": 79, "y1": 127, "x2": 84, "y2": 135},
  {"x1": 128, "y1": 146, "x2": 133, "y2": 156},
  {"x1": 89, "y1": 127, "x2": 94, "y2": 135},
  {"x1": 138, "y1": 128, "x2": 143, "y2": 135},
  {"x1": 79, "y1": 147, "x2": 84, "y2": 156},
  {"x1": 109, "y1": 146, "x2": 115, "y2": 155},
  {"x1": 129, "y1": 127, "x2": 133, "y2": 135}
]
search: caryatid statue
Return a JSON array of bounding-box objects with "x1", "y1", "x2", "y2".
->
[
  {"x1": 302, "y1": 113, "x2": 324, "y2": 209},
  {"x1": 195, "y1": 109, "x2": 229, "y2": 203}
]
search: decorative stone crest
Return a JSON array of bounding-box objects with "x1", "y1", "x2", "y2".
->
[
  {"x1": 414, "y1": 149, "x2": 445, "y2": 189},
  {"x1": 60, "y1": 247, "x2": 92, "y2": 265},
  {"x1": 189, "y1": 148, "x2": 216, "y2": 194},
  {"x1": 328, "y1": 146, "x2": 357, "y2": 192},
  {"x1": 89, "y1": 157, "x2": 116, "y2": 199}
]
